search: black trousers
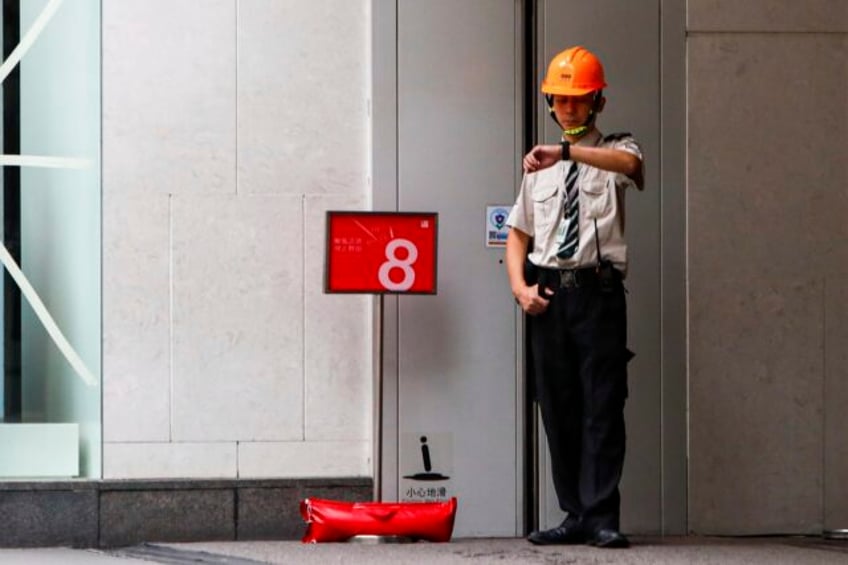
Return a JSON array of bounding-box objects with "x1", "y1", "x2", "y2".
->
[{"x1": 527, "y1": 263, "x2": 631, "y2": 532}]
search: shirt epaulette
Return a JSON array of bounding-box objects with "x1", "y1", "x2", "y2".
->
[{"x1": 602, "y1": 132, "x2": 632, "y2": 143}]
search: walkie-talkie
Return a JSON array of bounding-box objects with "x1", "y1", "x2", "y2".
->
[
  {"x1": 597, "y1": 259, "x2": 615, "y2": 293},
  {"x1": 593, "y1": 219, "x2": 615, "y2": 293}
]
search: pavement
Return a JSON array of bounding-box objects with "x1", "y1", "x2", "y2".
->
[{"x1": 2, "y1": 536, "x2": 847, "y2": 565}]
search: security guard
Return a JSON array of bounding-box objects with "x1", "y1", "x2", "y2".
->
[{"x1": 505, "y1": 46, "x2": 643, "y2": 549}]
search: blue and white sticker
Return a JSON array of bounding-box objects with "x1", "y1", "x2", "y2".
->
[{"x1": 486, "y1": 205, "x2": 512, "y2": 247}]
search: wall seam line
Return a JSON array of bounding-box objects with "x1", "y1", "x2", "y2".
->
[
  {"x1": 821, "y1": 276, "x2": 826, "y2": 531},
  {"x1": 234, "y1": 0, "x2": 239, "y2": 197},
  {"x1": 687, "y1": 30, "x2": 846, "y2": 35},
  {"x1": 169, "y1": 193, "x2": 174, "y2": 444},
  {"x1": 302, "y1": 194, "x2": 307, "y2": 442}
]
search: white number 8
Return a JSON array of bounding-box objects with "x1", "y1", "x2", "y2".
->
[{"x1": 378, "y1": 238, "x2": 418, "y2": 291}]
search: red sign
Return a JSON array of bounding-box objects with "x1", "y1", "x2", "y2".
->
[{"x1": 324, "y1": 211, "x2": 438, "y2": 294}]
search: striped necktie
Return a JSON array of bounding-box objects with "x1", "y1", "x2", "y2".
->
[{"x1": 557, "y1": 162, "x2": 579, "y2": 258}]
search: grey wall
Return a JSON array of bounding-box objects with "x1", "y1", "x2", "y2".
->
[
  {"x1": 393, "y1": 0, "x2": 521, "y2": 537},
  {"x1": 687, "y1": 0, "x2": 848, "y2": 534},
  {"x1": 102, "y1": 0, "x2": 372, "y2": 479},
  {"x1": 372, "y1": 0, "x2": 524, "y2": 537}
]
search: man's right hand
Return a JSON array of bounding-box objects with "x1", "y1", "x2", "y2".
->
[
  {"x1": 514, "y1": 283, "x2": 555, "y2": 316},
  {"x1": 523, "y1": 144, "x2": 562, "y2": 173}
]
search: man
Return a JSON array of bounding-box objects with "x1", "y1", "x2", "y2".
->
[{"x1": 505, "y1": 46, "x2": 643, "y2": 549}]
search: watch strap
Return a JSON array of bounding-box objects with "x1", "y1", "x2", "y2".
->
[{"x1": 560, "y1": 140, "x2": 570, "y2": 161}]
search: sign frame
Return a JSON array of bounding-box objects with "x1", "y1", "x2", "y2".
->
[{"x1": 324, "y1": 211, "x2": 439, "y2": 295}]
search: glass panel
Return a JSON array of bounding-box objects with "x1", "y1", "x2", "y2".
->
[{"x1": 1, "y1": 0, "x2": 101, "y2": 479}]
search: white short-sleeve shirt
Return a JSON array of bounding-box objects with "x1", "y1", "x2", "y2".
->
[{"x1": 506, "y1": 129, "x2": 643, "y2": 276}]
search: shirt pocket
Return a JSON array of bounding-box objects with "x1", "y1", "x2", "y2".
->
[
  {"x1": 580, "y1": 177, "x2": 612, "y2": 219},
  {"x1": 531, "y1": 183, "x2": 560, "y2": 232}
]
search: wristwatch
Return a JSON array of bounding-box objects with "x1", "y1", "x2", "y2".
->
[{"x1": 560, "y1": 140, "x2": 570, "y2": 161}]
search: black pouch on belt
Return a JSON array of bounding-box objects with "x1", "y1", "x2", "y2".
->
[{"x1": 597, "y1": 259, "x2": 617, "y2": 293}]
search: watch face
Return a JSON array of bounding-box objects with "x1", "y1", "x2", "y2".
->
[{"x1": 324, "y1": 212, "x2": 438, "y2": 294}]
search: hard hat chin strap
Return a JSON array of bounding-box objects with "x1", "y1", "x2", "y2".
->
[{"x1": 563, "y1": 124, "x2": 591, "y2": 138}]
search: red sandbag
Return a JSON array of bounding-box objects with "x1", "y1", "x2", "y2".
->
[{"x1": 300, "y1": 497, "x2": 458, "y2": 543}]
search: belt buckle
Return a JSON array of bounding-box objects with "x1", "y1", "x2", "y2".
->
[{"x1": 560, "y1": 269, "x2": 578, "y2": 288}]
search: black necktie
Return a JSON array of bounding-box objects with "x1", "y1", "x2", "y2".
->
[{"x1": 557, "y1": 162, "x2": 579, "y2": 258}]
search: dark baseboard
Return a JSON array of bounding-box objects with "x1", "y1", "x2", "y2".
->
[{"x1": 0, "y1": 477, "x2": 373, "y2": 548}]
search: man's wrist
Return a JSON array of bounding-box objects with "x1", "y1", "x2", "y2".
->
[
  {"x1": 560, "y1": 140, "x2": 570, "y2": 161},
  {"x1": 511, "y1": 284, "x2": 527, "y2": 300}
]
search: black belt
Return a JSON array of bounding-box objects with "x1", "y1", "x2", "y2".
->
[{"x1": 534, "y1": 264, "x2": 621, "y2": 290}]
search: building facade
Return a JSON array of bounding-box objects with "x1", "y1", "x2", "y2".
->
[{"x1": 1, "y1": 0, "x2": 846, "y2": 547}]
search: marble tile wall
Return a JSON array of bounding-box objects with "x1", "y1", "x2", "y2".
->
[
  {"x1": 687, "y1": 1, "x2": 848, "y2": 533},
  {"x1": 102, "y1": 0, "x2": 371, "y2": 479}
]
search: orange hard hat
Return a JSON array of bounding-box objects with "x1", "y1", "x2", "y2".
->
[{"x1": 541, "y1": 46, "x2": 607, "y2": 96}]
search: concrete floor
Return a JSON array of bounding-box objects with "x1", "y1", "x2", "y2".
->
[{"x1": 3, "y1": 535, "x2": 844, "y2": 565}]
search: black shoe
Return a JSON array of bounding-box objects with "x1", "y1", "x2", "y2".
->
[
  {"x1": 588, "y1": 528, "x2": 629, "y2": 548},
  {"x1": 527, "y1": 518, "x2": 585, "y2": 545}
]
